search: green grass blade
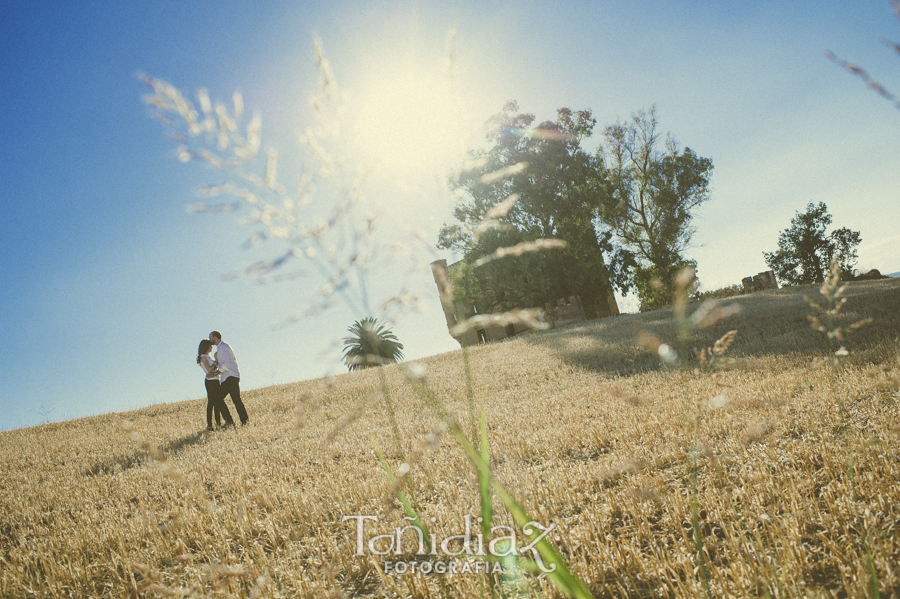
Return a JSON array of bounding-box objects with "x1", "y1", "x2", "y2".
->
[{"x1": 372, "y1": 440, "x2": 431, "y2": 553}]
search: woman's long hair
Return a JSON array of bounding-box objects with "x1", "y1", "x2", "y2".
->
[{"x1": 197, "y1": 338, "x2": 213, "y2": 364}]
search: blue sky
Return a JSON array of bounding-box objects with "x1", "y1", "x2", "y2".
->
[{"x1": 1, "y1": 0, "x2": 898, "y2": 430}]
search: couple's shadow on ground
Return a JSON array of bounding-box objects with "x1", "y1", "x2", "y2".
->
[{"x1": 86, "y1": 429, "x2": 214, "y2": 476}]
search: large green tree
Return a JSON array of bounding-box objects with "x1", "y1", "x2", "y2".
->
[
  {"x1": 763, "y1": 202, "x2": 861, "y2": 285},
  {"x1": 597, "y1": 106, "x2": 713, "y2": 310},
  {"x1": 438, "y1": 102, "x2": 632, "y2": 319}
]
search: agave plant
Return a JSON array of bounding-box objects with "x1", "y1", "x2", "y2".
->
[{"x1": 342, "y1": 317, "x2": 405, "y2": 371}]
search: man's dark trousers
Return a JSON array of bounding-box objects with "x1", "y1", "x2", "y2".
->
[{"x1": 220, "y1": 376, "x2": 249, "y2": 425}]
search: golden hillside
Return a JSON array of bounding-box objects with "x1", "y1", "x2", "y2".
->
[{"x1": 2, "y1": 278, "x2": 899, "y2": 598}]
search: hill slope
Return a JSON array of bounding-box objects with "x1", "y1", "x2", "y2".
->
[{"x1": 2, "y1": 279, "x2": 899, "y2": 597}]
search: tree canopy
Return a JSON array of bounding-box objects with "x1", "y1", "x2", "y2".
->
[
  {"x1": 438, "y1": 103, "x2": 713, "y2": 315},
  {"x1": 438, "y1": 102, "x2": 631, "y2": 319},
  {"x1": 763, "y1": 202, "x2": 861, "y2": 286},
  {"x1": 596, "y1": 106, "x2": 713, "y2": 310}
]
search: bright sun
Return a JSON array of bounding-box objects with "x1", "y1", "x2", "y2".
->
[{"x1": 347, "y1": 61, "x2": 469, "y2": 182}]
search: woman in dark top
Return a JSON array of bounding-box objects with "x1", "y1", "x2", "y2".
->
[{"x1": 197, "y1": 338, "x2": 234, "y2": 430}]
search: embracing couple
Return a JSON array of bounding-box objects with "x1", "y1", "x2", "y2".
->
[{"x1": 196, "y1": 330, "x2": 250, "y2": 430}]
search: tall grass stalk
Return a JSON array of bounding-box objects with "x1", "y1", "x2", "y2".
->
[
  {"x1": 809, "y1": 258, "x2": 879, "y2": 597},
  {"x1": 675, "y1": 270, "x2": 712, "y2": 599},
  {"x1": 457, "y1": 338, "x2": 492, "y2": 558},
  {"x1": 371, "y1": 441, "x2": 432, "y2": 553},
  {"x1": 461, "y1": 341, "x2": 498, "y2": 596},
  {"x1": 643, "y1": 267, "x2": 740, "y2": 598},
  {"x1": 406, "y1": 373, "x2": 594, "y2": 598}
]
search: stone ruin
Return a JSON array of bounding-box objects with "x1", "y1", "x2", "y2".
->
[
  {"x1": 544, "y1": 296, "x2": 585, "y2": 328},
  {"x1": 738, "y1": 268, "x2": 885, "y2": 293},
  {"x1": 431, "y1": 258, "x2": 590, "y2": 346},
  {"x1": 741, "y1": 270, "x2": 778, "y2": 293},
  {"x1": 844, "y1": 268, "x2": 886, "y2": 281}
]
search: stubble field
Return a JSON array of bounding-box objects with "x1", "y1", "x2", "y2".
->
[{"x1": 1, "y1": 278, "x2": 899, "y2": 598}]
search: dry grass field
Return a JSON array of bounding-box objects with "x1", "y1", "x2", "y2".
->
[{"x1": 2, "y1": 278, "x2": 899, "y2": 598}]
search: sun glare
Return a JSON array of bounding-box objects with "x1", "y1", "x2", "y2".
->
[{"x1": 348, "y1": 62, "x2": 469, "y2": 182}]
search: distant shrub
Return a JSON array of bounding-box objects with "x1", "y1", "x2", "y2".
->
[{"x1": 694, "y1": 283, "x2": 744, "y2": 302}]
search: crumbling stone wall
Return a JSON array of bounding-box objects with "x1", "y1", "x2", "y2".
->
[
  {"x1": 843, "y1": 269, "x2": 885, "y2": 281},
  {"x1": 741, "y1": 270, "x2": 779, "y2": 293},
  {"x1": 431, "y1": 258, "x2": 590, "y2": 346},
  {"x1": 544, "y1": 296, "x2": 585, "y2": 328}
]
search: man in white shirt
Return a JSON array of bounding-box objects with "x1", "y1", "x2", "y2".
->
[{"x1": 210, "y1": 330, "x2": 249, "y2": 426}]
